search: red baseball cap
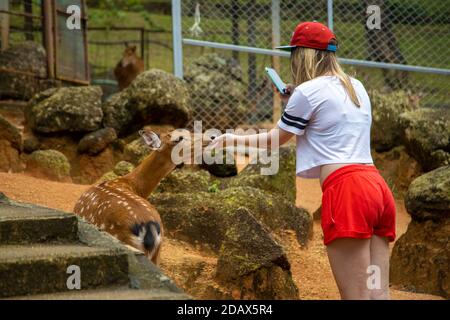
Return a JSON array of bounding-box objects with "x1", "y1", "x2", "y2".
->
[{"x1": 277, "y1": 21, "x2": 337, "y2": 52}]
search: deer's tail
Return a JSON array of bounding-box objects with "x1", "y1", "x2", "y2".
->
[{"x1": 131, "y1": 221, "x2": 162, "y2": 258}]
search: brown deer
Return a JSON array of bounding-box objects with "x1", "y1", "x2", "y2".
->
[
  {"x1": 73, "y1": 128, "x2": 211, "y2": 265},
  {"x1": 114, "y1": 43, "x2": 144, "y2": 91}
]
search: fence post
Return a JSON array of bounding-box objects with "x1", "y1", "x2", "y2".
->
[
  {"x1": 43, "y1": 0, "x2": 55, "y2": 79},
  {"x1": 172, "y1": 0, "x2": 183, "y2": 79},
  {"x1": 272, "y1": 0, "x2": 281, "y2": 123},
  {"x1": 0, "y1": 0, "x2": 9, "y2": 50},
  {"x1": 327, "y1": 0, "x2": 334, "y2": 31}
]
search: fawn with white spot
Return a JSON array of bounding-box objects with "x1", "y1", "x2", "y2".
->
[{"x1": 73, "y1": 128, "x2": 211, "y2": 265}]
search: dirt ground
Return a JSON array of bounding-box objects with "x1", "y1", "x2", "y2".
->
[{"x1": 0, "y1": 171, "x2": 442, "y2": 300}]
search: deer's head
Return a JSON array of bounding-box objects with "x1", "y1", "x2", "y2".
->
[
  {"x1": 139, "y1": 128, "x2": 213, "y2": 165},
  {"x1": 121, "y1": 43, "x2": 139, "y2": 67}
]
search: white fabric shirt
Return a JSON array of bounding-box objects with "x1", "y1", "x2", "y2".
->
[{"x1": 277, "y1": 75, "x2": 373, "y2": 178}]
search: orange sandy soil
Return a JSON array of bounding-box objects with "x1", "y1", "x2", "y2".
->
[{"x1": 0, "y1": 172, "x2": 442, "y2": 300}]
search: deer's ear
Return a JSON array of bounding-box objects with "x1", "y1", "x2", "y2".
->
[{"x1": 139, "y1": 130, "x2": 162, "y2": 150}]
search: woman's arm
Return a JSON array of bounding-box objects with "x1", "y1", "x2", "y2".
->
[{"x1": 208, "y1": 127, "x2": 294, "y2": 151}]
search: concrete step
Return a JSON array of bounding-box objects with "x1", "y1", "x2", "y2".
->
[
  {"x1": 0, "y1": 200, "x2": 78, "y2": 245},
  {"x1": 8, "y1": 286, "x2": 192, "y2": 300},
  {"x1": 0, "y1": 244, "x2": 129, "y2": 298}
]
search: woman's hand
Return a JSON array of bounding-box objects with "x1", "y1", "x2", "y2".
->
[
  {"x1": 206, "y1": 133, "x2": 235, "y2": 151},
  {"x1": 280, "y1": 83, "x2": 295, "y2": 104}
]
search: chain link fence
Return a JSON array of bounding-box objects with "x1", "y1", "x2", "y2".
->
[{"x1": 177, "y1": 0, "x2": 450, "y2": 130}]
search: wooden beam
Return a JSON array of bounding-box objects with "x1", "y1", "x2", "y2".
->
[
  {"x1": 43, "y1": 0, "x2": 55, "y2": 78},
  {"x1": 0, "y1": 0, "x2": 9, "y2": 50}
]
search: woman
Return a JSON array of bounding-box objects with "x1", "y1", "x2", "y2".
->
[{"x1": 208, "y1": 21, "x2": 396, "y2": 300}]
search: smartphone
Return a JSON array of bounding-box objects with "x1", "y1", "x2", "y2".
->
[{"x1": 265, "y1": 67, "x2": 288, "y2": 95}]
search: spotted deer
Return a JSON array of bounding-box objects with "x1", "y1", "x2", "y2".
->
[{"x1": 73, "y1": 128, "x2": 210, "y2": 265}]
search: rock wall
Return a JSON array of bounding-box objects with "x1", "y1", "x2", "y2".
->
[{"x1": 390, "y1": 166, "x2": 450, "y2": 298}]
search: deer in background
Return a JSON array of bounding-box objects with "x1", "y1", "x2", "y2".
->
[
  {"x1": 114, "y1": 43, "x2": 144, "y2": 91},
  {"x1": 73, "y1": 128, "x2": 211, "y2": 265}
]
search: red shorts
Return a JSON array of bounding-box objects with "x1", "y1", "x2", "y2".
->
[{"x1": 321, "y1": 165, "x2": 396, "y2": 245}]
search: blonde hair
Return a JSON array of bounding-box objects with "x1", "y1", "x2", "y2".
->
[{"x1": 290, "y1": 43, "x2": 360, "y2": 107}]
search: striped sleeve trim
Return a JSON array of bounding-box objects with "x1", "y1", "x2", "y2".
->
[
  {"x1": 282, "y1": 112, "x2": 310, "y2": 124},
  {"x1": 280, "y1": 112, "x2": 308, "y2": 130}
]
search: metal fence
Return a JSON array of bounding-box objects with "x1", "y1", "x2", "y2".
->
[
  {"x1": 0, "y1": 0, "x2": 90, "y2": 98},
  {"x1": 172, "y1": 0, "x2": 450, "y2": 130},
  {"x1": 88, "y1": 27, "x2": 173, "y2": 97}
]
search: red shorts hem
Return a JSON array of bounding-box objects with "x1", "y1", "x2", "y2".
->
[
  {"x1": 323, "y1": 230, "x2": 396, "y2": 246},
  {"x1": 323, "y1": 230, "x2": 372, "y2": 246}
]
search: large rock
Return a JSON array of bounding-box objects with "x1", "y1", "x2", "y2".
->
[
  {"x1": 0, "y1": 114, "x2": 22, "y2": 150},
  {"x1": 25, "y1": 86, "x2": 103, "y2": 133},
  {"x1": 149, "y1": 186, "x2": 312, "y2": 251},
  {"x1": 184, "y1": 54, "x2": 247, "y2": 129},
  {"x1": 216, "y1": 207, "x2": 298, "y2": 299},
  {"x1": 390, "y1": 219, "x2": 449, "y2": 298},
  {"x1": 370, "y1": 90, "x2": 415, "y2": 152},
  {"x1": 390, "y1": 166, "x2": 450, "y2": 298},
  {"x1": 202, "y1": 149, "x2": 238, "y2": 178},
  {"x1": 155, "y1": 169, "x2": 213, "y2": 194},
  {"x1": 26, "y1": 150, "x2": 71, "y2": 182},
  {"x1": 102, "y1": 69, "x2": 191, "y2": 134},
  {"x1": 228, "y1": 145, "x2": 297, "y2": 203},
  {"x1": 0, "y1": 140, "x2": 23, "y2": 173},
  {"x1": 404, "y1": 166, "x2": 450, "y2": 222},
  {"x1": 372, "y1": 146, "x2": 422, "y2": 198},
  {"x1": 0, "y1": 42, "x2": 58, "y2": 100},
  {"x1": 0, "y1": 115, "x2": 23, "y2": 172},
  {"x1": 78, "y1": 127, "x2": 117, "y2": 155},
  {"x1": 399, "y1": 108, "x2": 450, "y2": 172}
]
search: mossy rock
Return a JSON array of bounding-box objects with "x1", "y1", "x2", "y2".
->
[
  {"x1": 399, "y1": 108, "x2": 450, "y2": 172},
  {"x1": 390, "y1": 219, "x2": 450, "y2": 299},
  {"x1": 0, "y1": 114, "x2": 22, "y2": 150},
  {"x1": 202, "y1": 148, "x2": 238, "y2": 178},
  {"x1": 216, "y1": 207, "x2": 298, "y2": 300},
  {"x1": 25, "y1": 86, "x2": 103, "y2": 133},
  {"x1": 78, "y1": 127, "x2": 117, "y2": 156},
  {"x1": 227, "y1": 145, "x2": 297, "y2": 203},
  {"x1": 26, "y1": 150, "x2": 71, "y2": 182},
  {"x1": 405, "y1": 166, "x2": 450, "y2": 222},
  {"x1": 96, "y1": 171, "x2": 119, "y2": 184},
  {"x1": 113, "y1": 161, "x2": 135, "y2": 176},
  {"x1": 156, "y1": 169, "x2": 214, "y2": 193},
  {"x1": 95, "y1": 161, "x2": 135, "y2": 184},
  {"x1": 102, "y1": 69, "x2": 191, "y2": 134},
  {"x1": 123, "y1": 138, "x2": 152, "y2": 165},
  {"x1": 149, "y1": 186, "x2": 312, "y2": 252},
  {"x1": 370, "y1": 90, "x2": 415, "y2": 152}
]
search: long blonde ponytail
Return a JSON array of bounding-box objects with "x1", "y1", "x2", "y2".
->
[{"x1": 290, "y1": 44, "x2": 360, "y2": 107}]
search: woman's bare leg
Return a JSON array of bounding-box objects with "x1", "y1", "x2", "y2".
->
[
  {"x1": 369, "y1": 235, "x2": 390, "y2": 300},
  {"x1": 326, "y1": 238, "x2": 371, "y2": 300}
]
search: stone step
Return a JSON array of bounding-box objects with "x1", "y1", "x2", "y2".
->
[
  {"x1": 8, "y1": 286, "x2": 192, "y2": 300},
  {"x1": 0, "y1": 200, "x2": 78, "y2": 245},
  {"x1": 0, "y1": 244, "x2": 129, "y2": 298}
]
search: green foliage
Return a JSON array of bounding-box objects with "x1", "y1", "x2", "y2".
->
[
  {"x1": 208, "y1": 180, "x2": 220, "y2": 193},
  {"x1": 87, "y1": 0, "x2": 163, "y2": 30}
]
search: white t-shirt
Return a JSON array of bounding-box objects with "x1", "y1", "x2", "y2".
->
[{"x1": 277, "y1": 75, "x2": 373, "y2": 178}]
